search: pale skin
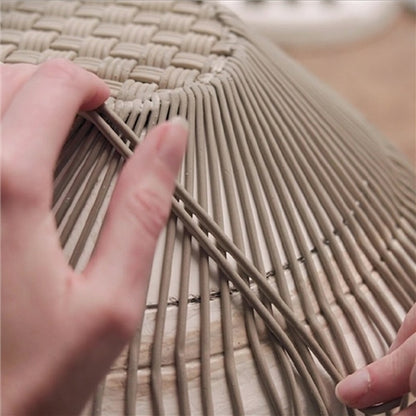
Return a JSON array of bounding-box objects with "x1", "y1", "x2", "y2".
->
[
  {"x1": 1, "y1": 60, "x2": 188, "y2": 415},
  {"x1": 336, "y1": 303, "x2": 416, "y2": 415},
  {"x1": 0, "y1": 60, "x2": 415, "y2": 415}
]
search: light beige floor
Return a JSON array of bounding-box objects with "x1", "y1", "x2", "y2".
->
[{"x1": 284, "y1": 10, "x2": 416, "y2": 168}]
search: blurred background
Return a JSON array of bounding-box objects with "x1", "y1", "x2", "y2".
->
[{"x1": 219, "y1": 1, "x2": 416, "y2": 168}]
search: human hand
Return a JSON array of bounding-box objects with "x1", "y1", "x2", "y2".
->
[
  {"x1": 336, "y1": 303, "x2": 416, "y2": 415},
  {"x1": 1, "y1": 60, "x2": 188, "y2": 415}
]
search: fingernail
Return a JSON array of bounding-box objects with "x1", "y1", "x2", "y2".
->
[
  {"x1": 170, "y1": 116, "x2": 188, "y2": 131},
  {"x1": 335, "y1": 368, "x2": 370, "y2": 407},
  {"x1": 156, "y1": 117, "x2": 188, "y2": 174}
]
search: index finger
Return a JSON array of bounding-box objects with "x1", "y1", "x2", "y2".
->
[{"x1": 1, "y1": 59, "x2": 109, "y2": 174}]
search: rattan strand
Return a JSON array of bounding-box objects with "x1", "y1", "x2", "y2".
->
[{"x1": 2, "y1": 1, "x2": 415, "y2": 415}]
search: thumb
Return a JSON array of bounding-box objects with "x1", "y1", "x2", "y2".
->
[
  {"x1": 389, "y1": 304, "x2": 416, "y2": 353},
  {"x1": 335, "y1": 334, "x2": 416, "y2": 410}
]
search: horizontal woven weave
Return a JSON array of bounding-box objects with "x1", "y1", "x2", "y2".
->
[
  {"x1": 1, "y1": 0, "x2": 236, "y2": 96},
  {"x1": 1, "y1": 2, "x2": 415, "y2": 416}
]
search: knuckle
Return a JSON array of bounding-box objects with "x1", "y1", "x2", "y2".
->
[
  {"x1": 125, "y1": 185, "x2": 171, "y2": 239},
  {"x1": 37, "y1": 59, "x2": 80, "y2": 86}
]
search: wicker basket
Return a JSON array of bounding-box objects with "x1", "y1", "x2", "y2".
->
[{"x1": 1, "y1": 1, "x2": 415, "y2": 415}]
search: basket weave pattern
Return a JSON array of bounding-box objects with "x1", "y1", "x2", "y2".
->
[
  {"x1": 1, "y1": 2, "x2": 415, "y2": 416},
  {"x1": 1, "y1": 1, "x2": 236, "y2": 97}
]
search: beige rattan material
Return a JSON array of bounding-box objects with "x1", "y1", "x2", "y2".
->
[{"x1": 1, "y1": 2, "x2": 415, "y2": 416}]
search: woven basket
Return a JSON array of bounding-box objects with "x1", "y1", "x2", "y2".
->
[{"x1": 1, "y1": 1, "x2": 415, "y2": 415}]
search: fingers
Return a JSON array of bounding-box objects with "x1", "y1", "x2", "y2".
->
[
  {"x1": 1, "y1": 59, "x2": 109, "y2": 206},
  {"x1": 84, "y1": 118, "x2": 187, "y2": 309},
  {"x1": 0, "y1": 63, "x2": 37, "y2": 115},
  {"x1": 396, "y1": 401, "x2": 416, "y2": 416},
  {"x1": 389, "y1": 304, "x2": 416, "y2": 352},
  {"x1": 335, "y1": 334, "x2": 416, "y2": 409},
  {"x1": 2, "y1": 59, "x2": 109, "y2": 166}
]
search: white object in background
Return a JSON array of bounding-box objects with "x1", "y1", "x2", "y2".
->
[
  {"x1": 219, "y1": 0, "x2": 400, "y2": 47},
  {"x1": 402, "y1": 0, "x2": 416, "y2": 13}
]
